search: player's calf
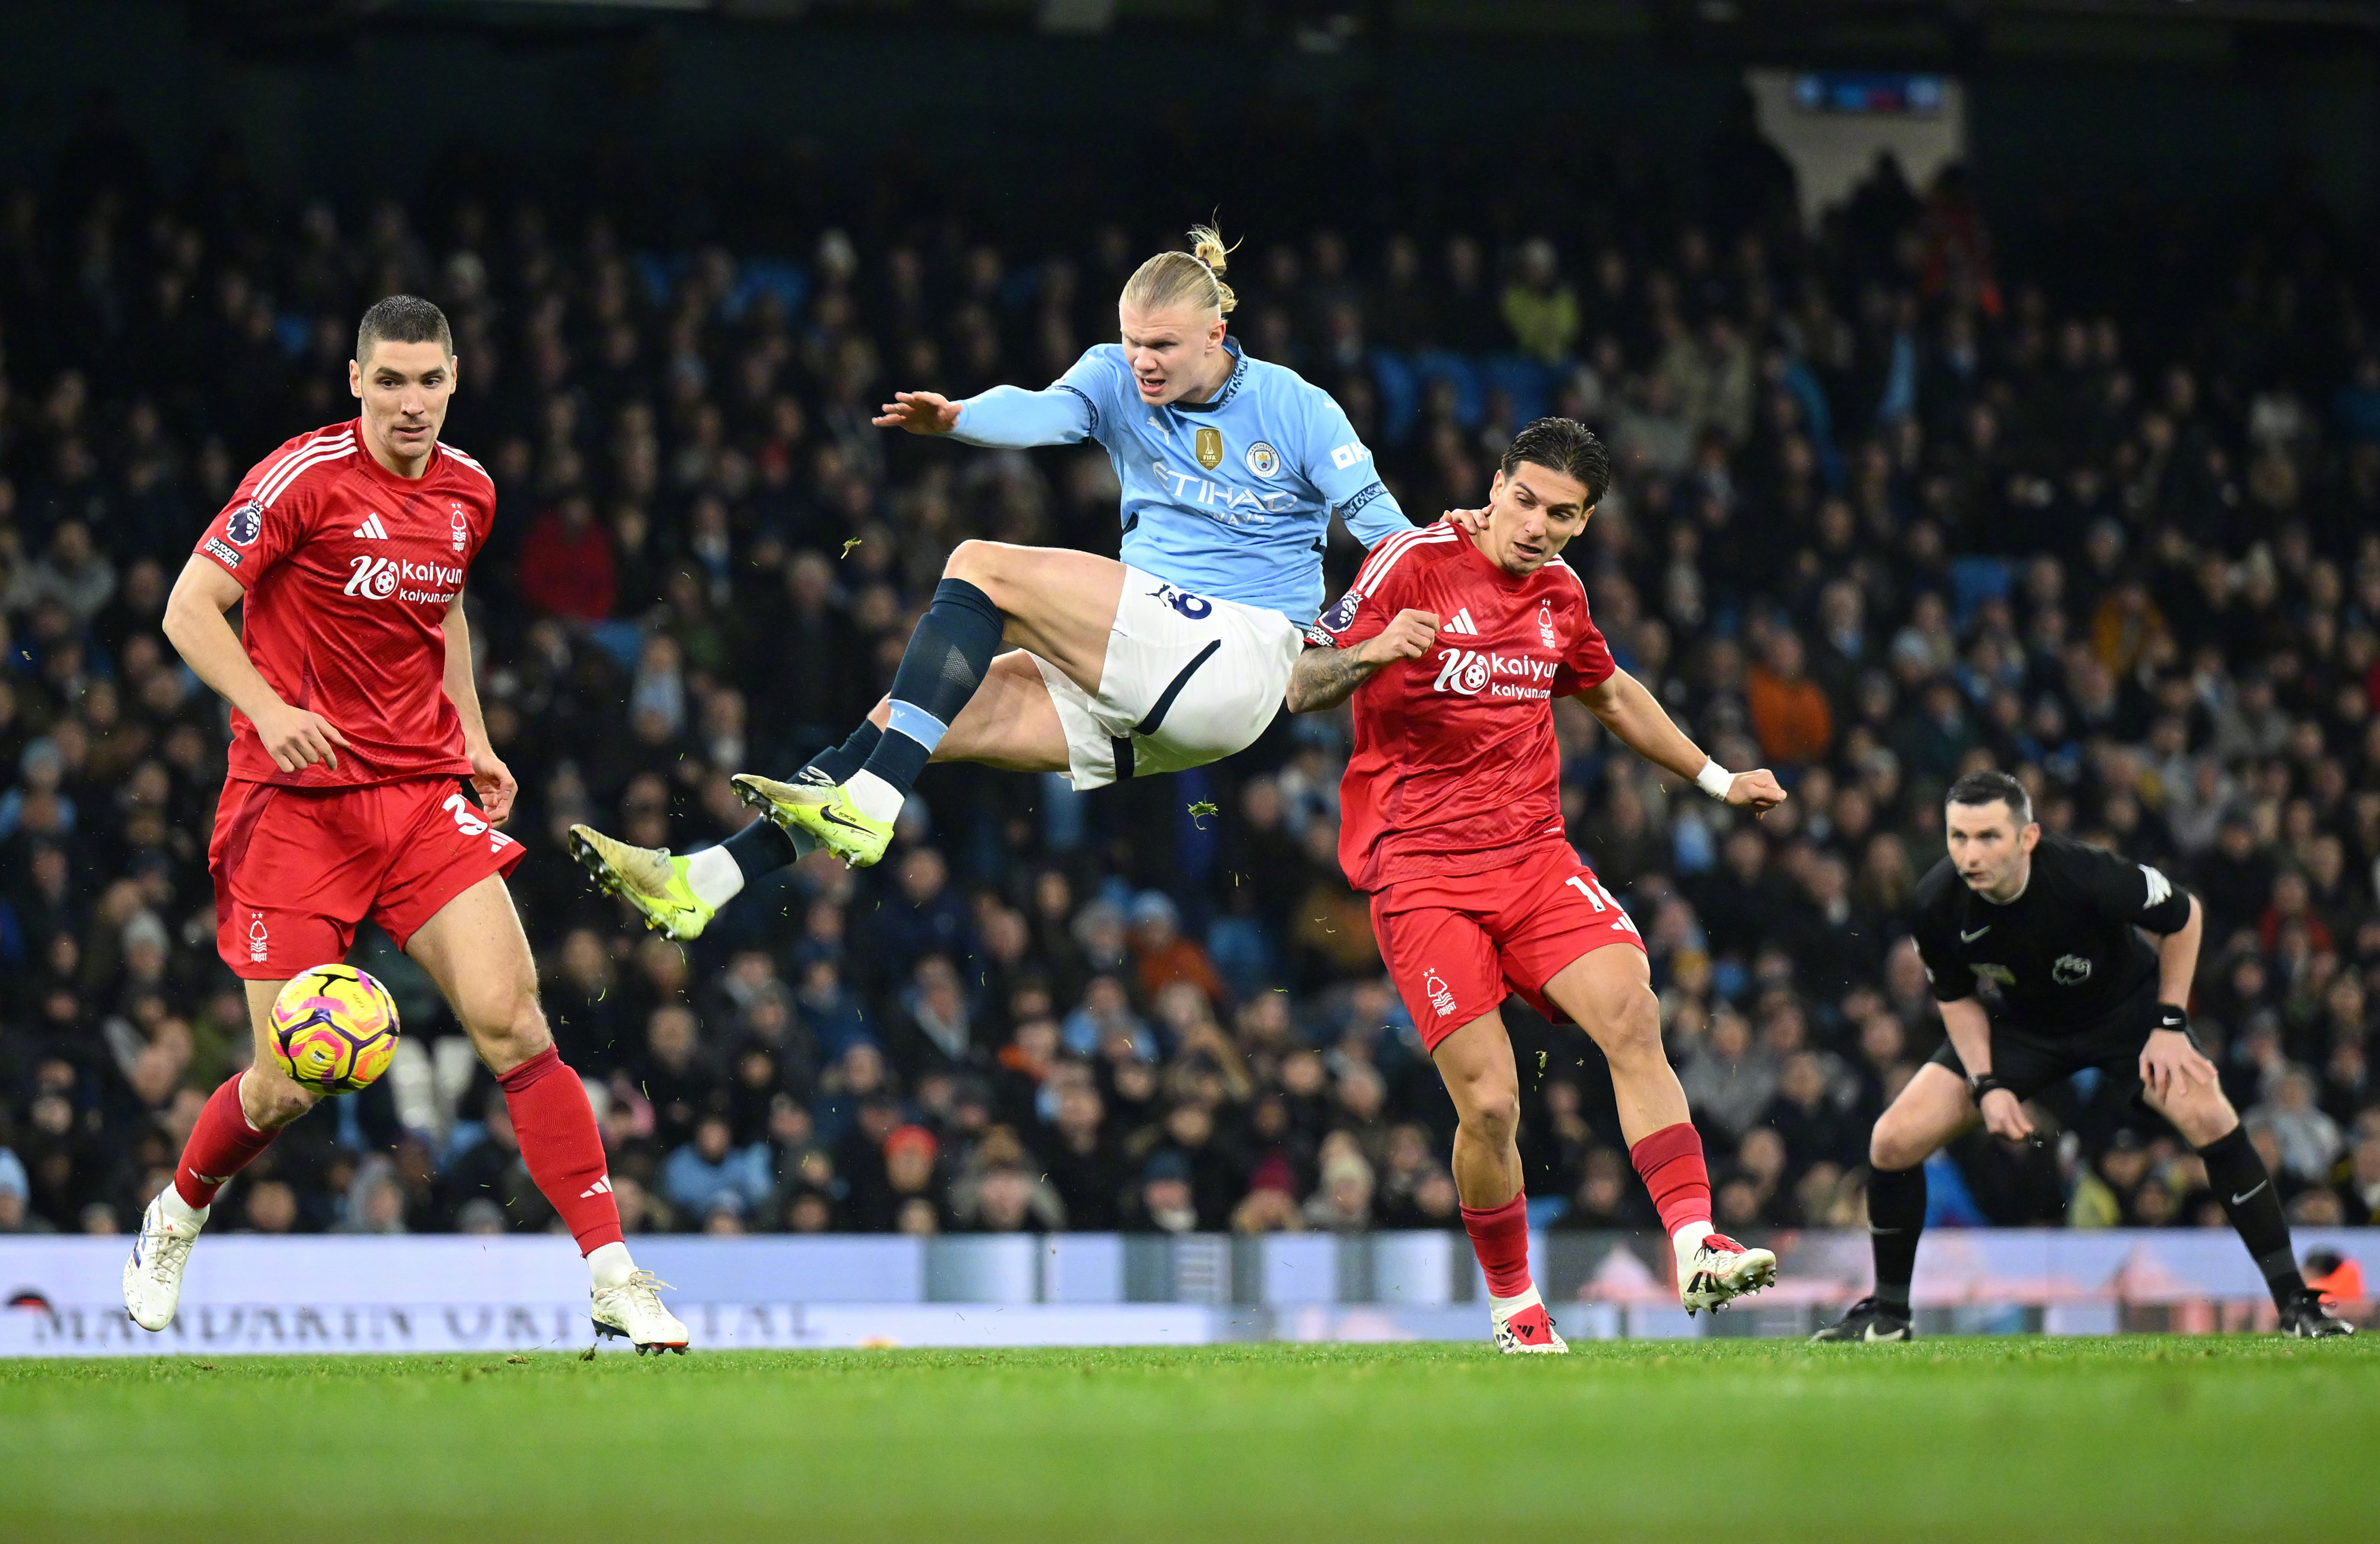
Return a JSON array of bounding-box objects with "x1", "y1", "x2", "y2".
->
[{"x1": 1625, "y1": 1121, "x2": 1777, "y2": 1314}]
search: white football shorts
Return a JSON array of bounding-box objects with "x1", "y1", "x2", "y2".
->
[{"x1": 1031, "y1": 566, "x2": 1304, "y2": 791}]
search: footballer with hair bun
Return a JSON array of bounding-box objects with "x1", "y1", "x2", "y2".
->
[{"x1": 572, "y1": 222, "x2": 1479, "y2": 936}]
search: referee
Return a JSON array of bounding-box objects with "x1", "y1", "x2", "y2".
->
[{"x1": 1815, "y1": 769, "x2": 2353, "y2": 1342}]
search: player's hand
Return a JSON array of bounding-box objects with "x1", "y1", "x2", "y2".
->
[
  {"x1": 1357, "y1": 609, "x2": 1440, "y2": 665},
  {"x1": 873, "y1": 391, "x2": 961, "y2": 435},
  {"x1": 468, "y1": 746, "x2": 519, "y2": 827},
  {"x1": 1443, "y1": 507, "x2": 1490, "y2": 535},
  {"x1": 1726, "y1": 768, "x2": 1788, "y2": 814},
  {"x1": 252, "y1": 701, "x2": 351, "y2": 773},
  {"x1": 1978, "y1": 1086, "x2": 2035, "y2": 1143},
  {"x1": 2138, "y1": 1027, "x2": 2215, "y2": 1103}
]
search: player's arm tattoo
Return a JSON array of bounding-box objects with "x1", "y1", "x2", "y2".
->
[{"x1": 1286, "y1": 644, "x2": 1385, "y2": 713}]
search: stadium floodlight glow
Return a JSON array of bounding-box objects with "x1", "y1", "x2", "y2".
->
[
  {"x1": 468, "y1": 0, "x2": 710, "y2": 11},
  {"x1": 1039, "y1": 0, "x2": 1118, "y2": 34}
]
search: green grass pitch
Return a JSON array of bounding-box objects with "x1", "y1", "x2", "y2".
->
[{"x1": 1, "y1": 1337, "x2": 2370, "y2": 1542}]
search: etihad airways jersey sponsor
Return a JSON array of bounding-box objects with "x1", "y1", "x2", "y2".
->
[{"x1": 192, "y1": 419, "x2": 495, "y2": 787}]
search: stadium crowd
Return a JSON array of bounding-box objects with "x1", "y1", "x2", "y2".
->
[{"x1": 2, "y1": 111, "x2": 2379, "y2": 1249}]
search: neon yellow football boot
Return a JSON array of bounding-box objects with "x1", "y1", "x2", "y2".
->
[
  {"x1": 732, "y1": 773, "x2": 893, "y2": 869},
  {"x1": 567, "y1": 825, "x2": 716, "y2": 940}
]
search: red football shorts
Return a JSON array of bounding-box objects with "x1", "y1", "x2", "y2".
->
[
  {"x1": 1370, "y1": 842, "x2": 1645, "y2": 1051},
  {"x1": 209, "y1": 775, "x2": 526, "y2": 979}
]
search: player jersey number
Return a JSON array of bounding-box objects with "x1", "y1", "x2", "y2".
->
[
  {"x1": 1564, "y1": 874, "x2": 1640, "y2": 934},
  {"x1": 1147, "y1": 582, "x2": 1212, "y2": 620}
]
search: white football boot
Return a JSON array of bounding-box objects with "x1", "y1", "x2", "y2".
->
[
  {"x1": 123, "y1": 1185, "x2": 209, "y2": 1332},
  {"x1": 591, "y1": 1270, "x2": 690, "y2": 1355},
  {"x1": 1679, "y1": 1232, "x2": 1779, "y2": 1316},
  {"x1": 1489, "y1": 1285, "x2": 1569, "y2": 1354}
]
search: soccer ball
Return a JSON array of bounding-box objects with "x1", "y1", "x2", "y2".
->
[{"x1": 268, "y1": 964, "x2": 402, "y2": 1094}]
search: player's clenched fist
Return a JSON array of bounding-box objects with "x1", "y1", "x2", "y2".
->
[
  {"x1": 873, "y1": 390, "x2": 962, "y2": 435},
  {"x1": 1724, "y1": 768, "x2": 1789, "y2": 814},
  {"x1": 1358, "y1": 609, "x2": 1440, "y2": 665},
  {"x1": 250, "y1": 701, "x2": 352, "y2": 773}
]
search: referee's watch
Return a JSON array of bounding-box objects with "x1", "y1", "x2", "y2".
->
[
  {"x1": 2152, "y1": 1005, "x2": 2190, "y2": 1036},
  {"x1": 1967, "y1": 1072, "x2": 2012, "y2": 1105}
]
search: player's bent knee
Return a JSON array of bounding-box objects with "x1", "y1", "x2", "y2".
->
[
  {"x1": 1454, "y1": 1082, "x2": 1520, "y2": 1141},
  {"x1": 2161, "y1": 1086, "x2": 2238, "y2": 1147},
  {"x1": 1594, "y1": 987, "x2": 1664, "y2": 1070},
  {"x1": 243, "y1": 1074, "x2": 319, "y2": 1130},
  {"x1": 460, "y1": 988, "x2": 552, "y2": 1073},
  {"x1": 945, "y1": 539, "x2": 999, "y2": 586},
  {"x1": 1869, "y1": 1116, "x2": 1934, "y2": 1173}
]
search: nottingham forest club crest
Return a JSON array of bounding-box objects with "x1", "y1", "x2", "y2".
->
[{"x1": 1194, "y1": 427, "x2": 1224, "y2": 470}]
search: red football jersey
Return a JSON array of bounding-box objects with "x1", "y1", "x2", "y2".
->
[
  {"x1": 1312, "y1": 520, "x2": 1617, "y2": 891},
  {"x1": 192, "y1": 419, "x2": 496, "y2": 788}
]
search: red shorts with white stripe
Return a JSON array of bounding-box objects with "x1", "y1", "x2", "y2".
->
[
  {"x1": 1369, "y1": 841, "x2": 1645, "y2": 1051},
  {"x1": 210, "y1": 775, "x2": 526, "y2": 979}
]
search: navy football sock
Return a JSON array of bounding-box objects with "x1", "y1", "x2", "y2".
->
[
  {"x1": 803, "y1": 721, "x2": 883, "y2": 785},
  {"x1": 857, "y1": 578, "x2": 1005, "y2": 804}
]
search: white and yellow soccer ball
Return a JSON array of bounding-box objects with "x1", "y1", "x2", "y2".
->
[{"x1": 267, "y1": 964, "x2": 402, "y2": 1094}]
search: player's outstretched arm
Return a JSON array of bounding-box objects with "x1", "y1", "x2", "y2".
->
[
  {"x1": 1285, "y1": 609, "x2": 1440, "y2": 713},
  {"x1": 1572, "y1": 667, "x2": 1785, "y2": 812},
  {"x1": 879, "y1": 384, "x2": 1092, "y2": 448},
  {"x1": 162, "y1": 555, "x2": 350, "y2": 773},
  {"x1": 872, "y1": 390, "x2": 963, "y2": 436}
]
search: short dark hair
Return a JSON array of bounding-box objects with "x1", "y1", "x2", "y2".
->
[
  {"x1": 356, "y1": 294, "x2": 453, "y2": 365},
  {"x1": 1946, "y1": 768, "x2": 2033, "y2": 828},
  {"x1": 1500, "y1": 417, "x2": 1610, "y2": 508}
]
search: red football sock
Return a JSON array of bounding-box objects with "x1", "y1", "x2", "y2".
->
[
  {"x1": 1629, "y1": 1122, "x2": 1713, "y2": 1237},
  {"x1": 174, "y1": 1074, "x2": 279, "y2": 1209},
  {"x1": 498, "y1": 1046, "x2": 623, "y2": 1254},
  {"x1": 1460, "y1": 1193, "x2": 1534, "y2": 1298}
]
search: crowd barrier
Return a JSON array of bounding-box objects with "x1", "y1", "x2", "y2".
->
[{"x1": 5, "y1": 1228, "x2": 2369, "y2": 1355}]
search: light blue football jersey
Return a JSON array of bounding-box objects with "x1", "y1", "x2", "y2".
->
[{"x1": 949, "y1": 338, "x2": 1411, "y2": 623}]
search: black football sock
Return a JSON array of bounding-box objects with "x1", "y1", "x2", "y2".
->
[
  {"x1": 1867, "y1": 1164, "x2": 1927, "y2": 1314},
  {"x1": 802, "y1": 721, "x2": 883, "y2": 785},
  {"x1": 720, "y1": 817, "x2": 803, "y2": 878},
  {"x1": 855, "y1": 578, "x2": 1005, "y2": 806},
  {"x1": 2196, "y1": 1125, "x2": 2308, "y2": 1307}
]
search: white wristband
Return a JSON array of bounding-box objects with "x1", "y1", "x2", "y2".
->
[{"x1": 1695, "y1": 759, "x2": 1734, "y2": 800}]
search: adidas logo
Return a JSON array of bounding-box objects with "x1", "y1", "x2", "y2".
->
[
  {"x1": 1444, "y1": 607, "x2": 1480, "y2": 635},
  {"x1": 353, "y1": 513, "x2": 390, "y2": 540},
  {"x1": 581, "y1": 1176, "x2": 614, "y2": 1198}
]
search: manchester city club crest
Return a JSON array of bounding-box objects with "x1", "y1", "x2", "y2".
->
[
  {"x1": 1244, "y1": 441, "x2": 1280, "y2": 478},
  {"x1": 1194, "y1": 426, "x2": 1224, "y2": 470},
  {"x1": 225, "y1": 499, "x2": 265, "y2": 546}
]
